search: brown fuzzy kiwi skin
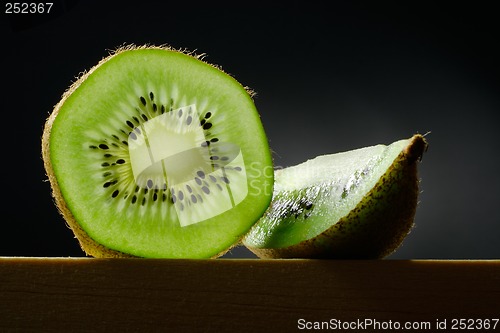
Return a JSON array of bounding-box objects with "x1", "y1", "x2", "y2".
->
[
  {"x1": 41, "y1": 44, "x2": 252, "y2": 258},
  {"x1": 246, "y1": 134, "x2": 428, "y2": 259}
]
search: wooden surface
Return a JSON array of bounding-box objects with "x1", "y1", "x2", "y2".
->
[{"x1": 1, "y1": 258, "x2": 499, "y2": 332}]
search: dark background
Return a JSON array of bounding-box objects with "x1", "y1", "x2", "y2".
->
[{"x1": 2, "y1": 1, "x2": 499, "y2": 258}]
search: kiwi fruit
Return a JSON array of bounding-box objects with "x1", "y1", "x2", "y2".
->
[
  {"x1": 42, "y1": 45, "x2": 274, "y2": 258},
  {"x1": 243, "y1": 134, "x2": 428, "y2": 259}
]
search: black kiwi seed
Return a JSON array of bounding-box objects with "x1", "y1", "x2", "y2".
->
[
  {"x1": 234, "y1": 167, "x2": 242, "y2": 171},
  {"x1": 91, "y1": 92, "x2": 226, "y2": 213},
  {"x1": 305, "y1": 202, "x2": 313, "y2": 210}
]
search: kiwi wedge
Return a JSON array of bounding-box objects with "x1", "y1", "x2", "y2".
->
[
  {"x1": 243, "y1": 134, "x2": 427, "y2": 259},
  {"x1": 42, "y1": 45, "x2": 274, "y2": 258}
]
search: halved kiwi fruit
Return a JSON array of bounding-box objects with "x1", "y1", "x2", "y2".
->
[
  {"x1": 243, "y1": 134, "x2": 427, "y2": 259},
  {"x1": 42, "y1": 45, "x2": 274, "y2": 258}
]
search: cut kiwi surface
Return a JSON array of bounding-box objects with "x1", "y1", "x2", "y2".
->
[
  {"x1": 243, "y1": 134, "x2": 427, "y2": 259},
  {"x1": 42, "y1": 45, "x2": 274, "y2": 258}
]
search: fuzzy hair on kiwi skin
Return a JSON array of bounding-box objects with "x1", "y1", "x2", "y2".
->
[
  {"x1": 245, "y1": 134, "x2": 428, "y2": 259},
  {"x1": 41, "y1": 44, "x2": 253, "y2": 258}
]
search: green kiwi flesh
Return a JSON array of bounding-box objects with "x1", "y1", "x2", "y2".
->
[
  {"x1": 243, "y1": 134, "x2": 427, "y2": 259},
  {"x1": 42, "y1": 45, "x2": 274, "y2": 258}
]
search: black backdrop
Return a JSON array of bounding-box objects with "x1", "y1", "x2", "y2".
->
[{"x1": 2, "y1": 1, "x2": 499, "y2": 258}]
